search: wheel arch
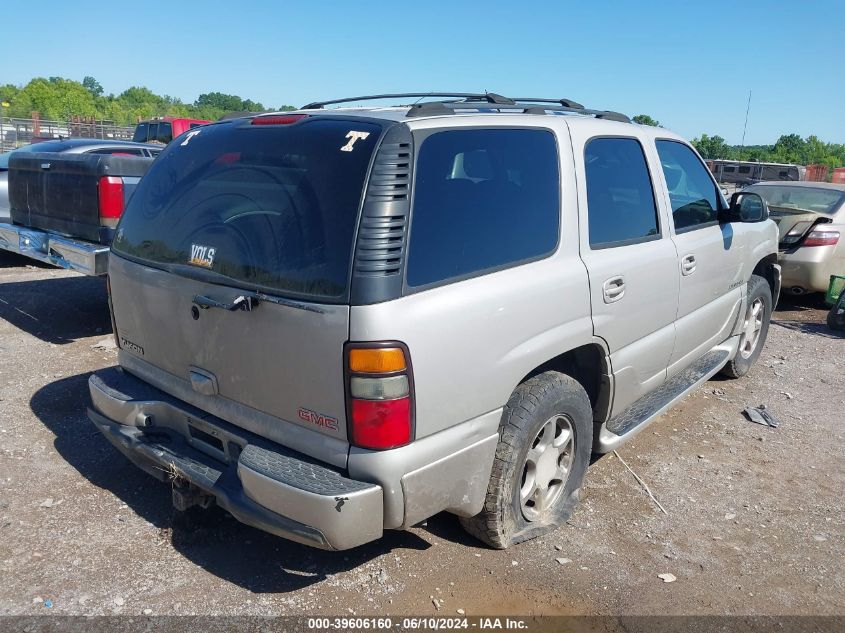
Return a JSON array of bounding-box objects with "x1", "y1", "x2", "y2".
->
[
  {"x1": 516, "y1": 341, "x2": 612, "y2": 425},
  {"x1": 753, "y1": 253, "x2": 780, "y2": 306}
]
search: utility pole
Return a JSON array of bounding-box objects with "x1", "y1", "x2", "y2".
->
[{"x1": 739, "y1": 90, "x2": 752, "y2": 161}]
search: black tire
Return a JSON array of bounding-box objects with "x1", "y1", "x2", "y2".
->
[
  {"x1": 721, "y1": 274, "x2": 772, "y2": 378},
  {"x1": 460, "y1": 371, "x2": 593, "y2": 549},
  {"x1": 828, "y1": 296, "x2": 845, "y2": 331}
]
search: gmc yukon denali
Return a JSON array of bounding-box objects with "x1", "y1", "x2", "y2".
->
[{"x1": 87, "y1": 93, "x2": 780, "y2": 550}]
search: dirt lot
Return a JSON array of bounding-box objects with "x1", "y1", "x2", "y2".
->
[{"x1": 0, "y1": 252, "x2": 843, "y2": 618}]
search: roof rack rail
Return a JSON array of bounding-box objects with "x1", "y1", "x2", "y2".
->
[
  {"x1": 300, "y1": 93, "x2": 630, "y2": 123},
  {"x1": 301, "y1": 92, "x2": 514, "y2": 110},
  {"x1": 511, "y1": 98, "x2": 585, "y2": 109},
  {"x1": 405, "y1": 100, "x2": 632, "y2": 123}
]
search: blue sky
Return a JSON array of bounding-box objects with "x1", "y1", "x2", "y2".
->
[{"x1": 1, "y1": 0, "x2": 841, "y2": 145}]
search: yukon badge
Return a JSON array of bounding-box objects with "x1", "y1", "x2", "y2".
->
[
  {"x1": 120, "y1": 337, "x2": 144, "y2": 356},
  {"x1": 189, "y1": 243, "x2": 216, "y2": 268}
]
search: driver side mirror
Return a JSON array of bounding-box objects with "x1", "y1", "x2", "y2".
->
[{"x1": 721, "y1": 192, "x2": 768, "y2": 223}]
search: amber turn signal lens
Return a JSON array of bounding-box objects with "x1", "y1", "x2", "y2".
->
[{"x1": 348, "y1": 347, "x2": 406, "y2": 373}]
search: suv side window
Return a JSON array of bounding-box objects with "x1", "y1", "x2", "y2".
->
[
  {"x1": 584, "y1": 137, "x2": 660, "y2": 248},
  {"x1": 656, "y1": 140, "x2": 721, "y2": 231},
  {"x1": 406, "y1": 128, "x2": 559, "y2": 288}
]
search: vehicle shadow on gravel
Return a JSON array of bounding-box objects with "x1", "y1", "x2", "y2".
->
[
  {"x1": 0, "y1": 251, "x2": 53, "y2": 270},
  {"x1": 771, "y1": 320, "x2": 844, "y2": 339},
  {"x1": 31, "y1": 372, "x2": 435, "y2": 594},
  {"x1": 774, "y1": 293, "x2": 829, "y2": 314},
  {"x1": 0, "y1": 273, "x2": 111, "y2": 344}
]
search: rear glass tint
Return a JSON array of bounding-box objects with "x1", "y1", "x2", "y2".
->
[
  {"x1": 132, "y1": 122, "x2": 149, "y2": 143},
  {"x1": 747, "y1": 185, "x2": 844, "y2": 215},
  {"x1": 112, "y1": 118, "x2": 382, "y2": 299},
  {"x1": 158, "y1": 122, "x2": 173, "y2": 144}
]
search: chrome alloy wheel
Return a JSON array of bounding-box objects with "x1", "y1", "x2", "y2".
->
[
  {"x1": 520, "y1": 415, "x2": 575, "y2": 521},
  {"x1": 739, "y1": 297, "x2": 765, "y2": 359}
]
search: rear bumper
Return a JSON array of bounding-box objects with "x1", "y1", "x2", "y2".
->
[
  {"x1": 779, "y1": 244, "x2": 843, "y2": 294},
  {"x1": 88, "y1": 367, "x2": 384, "y2": 550},
  {"x1": 0, "y1": 222, "x2": 109, "y2": 275}
]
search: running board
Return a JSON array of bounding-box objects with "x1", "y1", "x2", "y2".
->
[{"x1": 595, "y1": 347, "x2": 732, "y2": 453}]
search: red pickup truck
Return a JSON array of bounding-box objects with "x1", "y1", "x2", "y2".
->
[{"x1": 132, "y1": 117, "x2": 209, "y2": 144}]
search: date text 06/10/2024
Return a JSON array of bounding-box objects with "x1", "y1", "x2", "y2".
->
[{"x1": 306, "y1": 617, "x2": 529, "y2": 630}]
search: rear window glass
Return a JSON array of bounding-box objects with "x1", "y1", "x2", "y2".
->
[
  {"x1": 113, "y1": 118, "x2": 382, "y2": 300},
  {"x1": 406, "y1": 128, "x2": 559, "y2": 288},
  {"x1": 158, "y1": 122, "x2": 173, "y2": 144},
  {"x1": 86, "y1": 148, "x2": 146, "y2": 156},
  {"x1": 132, "y1": 122, "x2": 148, "y2": 143},
  {"x1": 746, "y1": 185, "x2": 844, "y2": 215}
]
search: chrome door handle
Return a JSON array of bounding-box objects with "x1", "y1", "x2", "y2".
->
[
  {"x1": 681, "y1": 254, "x2": 697, "y2": 276},
  {"x1": 602, "y1": 276, "x2": 626, "y2": 303}
]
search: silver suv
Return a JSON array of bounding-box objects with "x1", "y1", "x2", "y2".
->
[{"x1": 88, "y1": 93, "x2": 780, "y2": 550}]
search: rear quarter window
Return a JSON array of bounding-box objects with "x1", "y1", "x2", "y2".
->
[{"x1": 406, "y1": 128, "x2": 560, "y2": 288}]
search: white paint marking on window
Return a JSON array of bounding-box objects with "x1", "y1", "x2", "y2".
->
[
  {"x1": 180, "y1": 130, "x2": 202, "y2": 146},
  {"x1": 340, "y1": 131, "x2": 370, "y2": 152}
]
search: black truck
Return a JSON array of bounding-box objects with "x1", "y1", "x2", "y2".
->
[{"x1": 0, "y1": 139, "x2": 160, "y2": 275}]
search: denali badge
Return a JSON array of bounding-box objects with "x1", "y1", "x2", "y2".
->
[
  {"x1": 298, "y1": 407, "x2": 339, "y2": 432},
  {"x1": 189, "y1": 244, "x2": 216, "y2": 268},
  {"x1": 120, "y1": 337, "x2": 144, "y2": 355}
]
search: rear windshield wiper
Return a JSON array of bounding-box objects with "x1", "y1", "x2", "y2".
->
[
  {"x1": 192, "y1": 292, "x2": 325, "y2": 314},
  {"x1": 193, "y1": 294, "x2": 258, "y2": 312}
]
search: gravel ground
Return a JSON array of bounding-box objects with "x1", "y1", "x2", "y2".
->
[{"x1": 0, "y1": 252, "x2": 843, "y2": 617}]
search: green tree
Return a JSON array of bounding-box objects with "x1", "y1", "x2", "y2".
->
[
  {"x1": 691, "y1": 134, "x2": 731, "y2": 159},
  {"x1": 771, "y1": 134, "x2": 805, "y2": 163},
  {"x1": 19, "y1": 77, "x2": 97, "y2": 120},
  {"x1": 633, "y1": 114, "x2": 660, "y2": 126},
  {"x1": 82, "y1": 76, "x2": 104, "y2": 97},
  {"x1": 195, "y1": 92, "x2": 264, "y2": 114}
]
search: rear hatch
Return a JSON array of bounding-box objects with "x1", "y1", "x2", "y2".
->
[
  {"x1": 9, "y1": 152, "x2": 152, "y2": 242},
  {"x1": 109, "y1": 116, "x2": 384, "y2": 447},
  {"x1": 748, "y1": 185, "x2": 844, "y2": 248}
]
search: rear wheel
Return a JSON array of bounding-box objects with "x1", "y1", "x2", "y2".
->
[
  {"x1": 460, "y1": 372, "x2": 592, "y2": 549},
  {"x1": 721, "y1": 274, "x2": 772, "y2": 378}
]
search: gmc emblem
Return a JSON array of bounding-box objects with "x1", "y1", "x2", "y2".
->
[{"x1": 297, "y1": 407, "x2": 339, "y2": 432}]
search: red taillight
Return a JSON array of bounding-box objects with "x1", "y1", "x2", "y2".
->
[
  {"x1": 802, "y1": 230, "x2": 840, "y2": 247},
  {"x1": 346, "y1": 343, "x2": 413, "y2": 450},
  {"x1": 351, "y1": 398, "x2": 412, "y2": 449},
  {"x1": 251, "y1": 114, "x2": 306, "y2": 125},
  {"x1": 98, "y1": 176, "x2": 124, "y2": 226}
]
